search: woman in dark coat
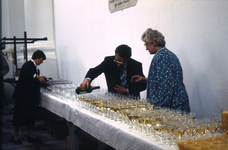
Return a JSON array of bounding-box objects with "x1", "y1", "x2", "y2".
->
[{"x1": 12, "y1": 50, "x2": 47, "y2": 144}]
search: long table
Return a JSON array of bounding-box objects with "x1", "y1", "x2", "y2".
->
[{"x1": 40, "y1": 92, "x2": 173, "y2": 150}]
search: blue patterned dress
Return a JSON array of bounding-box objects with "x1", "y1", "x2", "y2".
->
[{"x1": 147, "y1": 47, "x2": 190, "y2": 112}]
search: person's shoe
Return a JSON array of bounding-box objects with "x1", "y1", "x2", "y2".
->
[
  {"x1": 27, "y1": 136, "x2": 42, "y2": 143},
  {"x1": 11, "y1": 136, "x2": 23, "y2": 145}
]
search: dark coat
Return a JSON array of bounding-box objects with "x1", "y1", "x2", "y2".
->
[
  {"x1": 85, "y1": 56, "x2": 146, "y2": 97},
  {"x1": 12, "y1": 60, "x2": 40, "y2": 127}
]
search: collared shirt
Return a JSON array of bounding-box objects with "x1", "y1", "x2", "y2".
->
[{"x1": 31, "y1": 59, "x2": 37, "y2": 67}]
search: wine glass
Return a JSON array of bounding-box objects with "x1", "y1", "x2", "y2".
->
[
  {"x1": 206, "y1": 121, "x2": 220, "y2": 136},
  {"x1": 151, "y1": 120, "x2": 164, "y2": 142},
  {"x1": 185, "y1": 126, "x2": 197, "y2": 137},
  {"x1": 144, "y1": 115, "x2": 154, "y2": 136},
  {"x1": 212, "y1": 114, "x2": 222, "y2": 124},
  {"x1": 173, "y1": 127, "x2": 186, "y2": 140},
  {"x1": 166, "y1": 125, "x2": 178, "y2": 147},
  {"x1": 195, "y1": 122, "x2": 208, "y2": 138},
  {"x1": 220, "y1": 124, "x2": 228, "y2": 134}
]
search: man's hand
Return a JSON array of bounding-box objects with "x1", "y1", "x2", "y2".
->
[
  {"x1": 80, "y1": 79, "x2": 91, "y2": 90},
  {"x1": 41, "y1": 76, "x2": 47, "y2": 81},
  {"x1": 131, "y1": 75, "x2": 147, "y2": 83},
  {"x1": 113, "y1": 85, "x2": 128, "y2": 93},
  {"x1": 37, "y1": 76, "x2": 46, "y2": 84}
]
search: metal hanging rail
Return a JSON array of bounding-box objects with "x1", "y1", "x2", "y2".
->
[{"x1": 0, "y1": 31, "x2": 48, "y2": 70}]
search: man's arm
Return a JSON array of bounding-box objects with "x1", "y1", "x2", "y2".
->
[
  {"x1": 85, "y1": 57, "x2": 110, "y2": 80},
  {"x1": 80, "y1": 57, "x2": 111, "y2": 90},
  {"x1": 128, "y1": 60, "x2": 147, "y2": 96}
]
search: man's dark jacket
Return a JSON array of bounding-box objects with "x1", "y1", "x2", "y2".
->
[
  {"x1": 85, "y1": 56, "x2": 146, "y2": 97},
  {"x1": 12, "y1": 60, "x2": 40, "y2": 127}
]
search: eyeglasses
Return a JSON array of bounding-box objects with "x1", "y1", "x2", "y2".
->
[{"x1": 113, "y1": 59, "x2": 125, "y2": 65}]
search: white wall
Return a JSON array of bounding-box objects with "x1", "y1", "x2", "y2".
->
[
  {"x1": 23, "y1": 0, "x2": 58, "y2": 80},
  {"x1": 53, "y1": 0, "x2": 228, "y2": 118},
  {"x1": 24, "y1": 0, "x2": 55, "y2": 43}
]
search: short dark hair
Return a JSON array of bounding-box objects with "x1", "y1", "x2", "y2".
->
[
  {"x1": 115, "y1": 44, "x2": 132, "y2": 59},
  {"x1": 32, "y1": 50, "x2": 46, "y2": 60}
]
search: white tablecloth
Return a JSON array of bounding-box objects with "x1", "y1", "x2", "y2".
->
[{"x1": 40, "y1": 92, "x2": 172, "y2": 150}]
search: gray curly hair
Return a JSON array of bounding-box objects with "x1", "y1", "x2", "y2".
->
[{"x1": 141, "y1": 28, "x2": 166, "y2": 47}]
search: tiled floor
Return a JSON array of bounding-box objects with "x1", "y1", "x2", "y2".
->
[{"x1": 1, "y1": 99, "x2": 68, "y2": 150}]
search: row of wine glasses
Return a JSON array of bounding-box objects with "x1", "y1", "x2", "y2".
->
[
  {"x1": 41, "y1": 80, "x2": 227, "y2": 149},
  {"x1": 75, "y1": 90, "x2": 227, "y2": 148},
  {"x1": 41, "y1": 79, "x2": 78, "y2": 102}
]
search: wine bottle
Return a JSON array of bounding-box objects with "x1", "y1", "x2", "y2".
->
[
  {"x1": 75, "y1": 86, "x2": 100, "y2": 94},
  {"x1": 43, "y1": 77, "x2": 53, "y2": 82}
]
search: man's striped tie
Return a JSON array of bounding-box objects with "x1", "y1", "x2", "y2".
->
[{"x1": 120, "y1": 68, "x2": 128, "y2": 89}]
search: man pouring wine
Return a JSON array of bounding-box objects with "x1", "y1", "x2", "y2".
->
[{"x1": 79, "y1": 44, "x2": 146, "y2": 98}]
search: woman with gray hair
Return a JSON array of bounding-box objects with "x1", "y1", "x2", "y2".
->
[{"x1": 131, "y1": 28, "x2": 190, "y2": 112}]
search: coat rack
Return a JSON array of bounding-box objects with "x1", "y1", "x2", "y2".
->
[{"x1": 0, "y1": 31, "x2": 48, "y2": 71}]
